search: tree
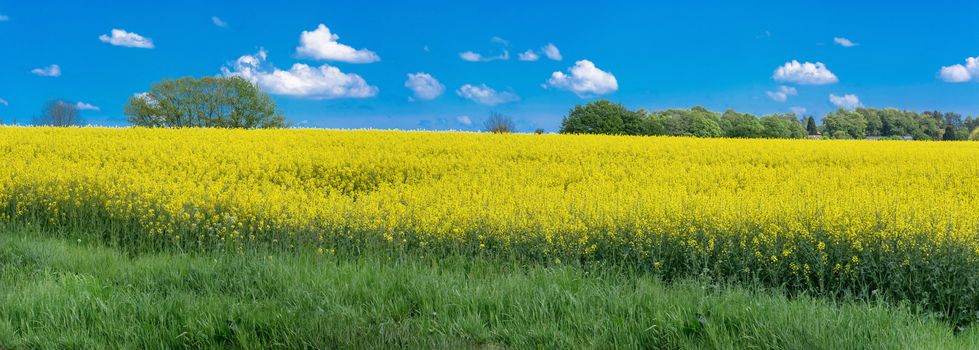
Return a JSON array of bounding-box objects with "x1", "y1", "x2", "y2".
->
[
  {"x1": 719, "y1": 109, "x2": 764, "y2": 138},
  {"x1": 655, "y1": 107, "x2": 722, "y2": 138},
  {"x1": 822, "y1": 109, "x2": 867, "y2": 139},
  {"x1": 560, "y1": 100, "x2": 642, "y2": 135},
  {"x1": 484, "y1": 112, "x2": 515, "y2": 133},
  {"x1": 125, "y1": 76, "x2": 286, "y2": 128},
  {"x1": 805, "y1": 116, "x2": 819, "y2": 135},
  {"x1": 760, "y1": 113, "x2": 806, "y2": 139},
  {"x1": 34, "y1": 100, "x2": 81, "y2": 127},
  {"x1": 971, "y1": 127, "x2": 979, "y2": 141}
]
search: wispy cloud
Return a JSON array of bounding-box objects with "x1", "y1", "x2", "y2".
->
[
  {"x1": 766, "y1": 85, "x2": 797, "y2": 102},
  {"x1": 212, "y1": 16, "x2": 228, "y2": 28},
  {"x1": 833, "y1": 37, "x2": 858, "y2": 47},
  {"x1": 75, "y1": 102, "x2": 100, "y2": 111},
  {"x1": 459, "y1": 50, "x2": 509, "y2": 62},
  {"x1": 456, "y1": 84, "x2": 519, "y2": 105},
  {"x1": 541, "y1": 43, "x2": 562, "y2": 61},
  {"x1": 518, "y1": 50, "x2": 539, "y2": 61},
  {"x1": 31, "y1": 64, "x2": 61, "y2": 77}
]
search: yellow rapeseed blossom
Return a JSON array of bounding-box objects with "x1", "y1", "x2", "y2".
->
[{"x1": 2, "y1": 126, "x2": 979, "y2": 292}]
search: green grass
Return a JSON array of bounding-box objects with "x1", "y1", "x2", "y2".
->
[{"x1": 1, "y1": 225, "x2": 977, "y2": 349}]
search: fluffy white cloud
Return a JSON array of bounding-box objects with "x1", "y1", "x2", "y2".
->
[
  {"x1": 99, "y1": 29, "x2": 154, "y2": 49},
  {"x1": 833, "y1": 37, "x2": 858, "y2": 47},
  {"x1": 541, "y1": 43, "x2": 562, "y2": 61},
  {"x1": 0, "y1": 98, "x2": 8, "y2": 106},
  {"x1": 456, "y1": 84, "x2": 519, "y2": 105},
  {"x1": 459, "y1": 50, "x2": 509, "y2": 62},
  {"x1": 518, "y1": 50, "x2": 539, "y2": 61},
  {"x1": 456, "y1": 115, "x2": 473, "y2": 126},
  {"x1": 773, "y1": 60, "x2": 838, "y2": 85},
  {"x1": 938, "y1": 56, "x2": 979, "y2": 83},
  {"x1": 296, "y1": 24, "x2": 380, "y2": 63},
  {"x1": 829, "y1": 93, "x2": 861, "y2": 109},
  {"x1": 212, "y1": 16, "x2": 228, "y2": 28},
  {"x1": 31, "y1": 64, "x2": 61, "y2": 77},
  {"x1": 404, "y1": 73, "x2": 445, "y2": 100},
  {"x1": 222, "y1": 49, "x2": 378, "y2": 99},
  {"x1": 546, "y1": 60, "x2": 618, "y2": 97},
  {"x1": 766, "y1": 85, "x2": 797, "y2": 102},
  {"x1": 75, "y1": 102, "x2": 100, "y2": 111}
]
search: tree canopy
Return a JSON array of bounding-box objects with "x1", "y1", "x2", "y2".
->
[{"x1": 125, "y1": 76, "x2": 286, "y2": 128}]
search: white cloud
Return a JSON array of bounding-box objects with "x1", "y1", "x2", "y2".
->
[
  {"x1": 459, "y1": 50, "x2": 509, "y2": 62},
  {"x1": 295, "y1": 24, "x2": 380, "y2": 63},
  {"x1": 456, "y1": 115, "x2": 472, "y2": 126},
  {"x1": 833, "y1": 37, "x2": 858, "y2": 47},
  {"x1": 766, "y1": 85, "x2": 797, "y2": 102},
  {"x1": 490, "y1": 36, "x2": 509, "y2": 45},
  {"x1": 829, "y1": 93, "x2": 861, "y2": 110},
  {"x1": 938, "y1": 56, "x2": 979, "y2": 83},
  {"x1": 99, "y1": 29, "x2": 154, "y2": 49},
  {"x1": 541, "y1": 43, "x2": 562, "y2": 61},
  {"x1": 0, "y1": 14, "x2": 8, "y2": 21},
  {"x1": 222, "y1": 49, "x2": 378, "y2": 99},
  {"x1": 773, "y1": 60, "x2": 838, "y2": 85},
  {"x1": 31, "y1": 64, "x2": 61, "y2": 77},
  {"x1": 404, "y1": 73, "x2": 445, "y2": 100},
  {"x1": 456, "y1": 84, "x2": 519, "y2": 105},
  {"x1": 789, "y1": 106, "x2": 807, "y2": 115},
  {"x1": 518, "y1": 50, "x2": 539, "y2": 61},
  {"x1": 0, "y1": 98, "x2": 8, "y2": 106},
  {"x1": 75, "y1": 102, "x2": 100, "y2": 111},
  {"x1": 546, "y1": 60, "x2": 618, "y2": 97},
  {"x1": 212, "y1": 16, "x2": 228, "y2": 28}
]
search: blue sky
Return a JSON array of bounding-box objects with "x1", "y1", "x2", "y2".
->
[{"x1": 1, "y1": 1, "x2": 977, "y2": 131}]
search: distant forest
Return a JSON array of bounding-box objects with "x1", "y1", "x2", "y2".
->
[{"x1": 560, "y1": 100, "x2": 979, "y2": 141}]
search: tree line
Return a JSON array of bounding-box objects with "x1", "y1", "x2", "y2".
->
[
  {"x1": 12, "y1": 75, "x2": 979, "y2": 141},
  {"x1": 560, "y1": 100, "x2": 979, "y2": 141}
]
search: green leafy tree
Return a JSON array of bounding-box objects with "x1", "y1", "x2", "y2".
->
[
  {"x1": 656, "y1": 107, "x2": 722, "y2": 138},
  {"x1": 560, "y1": 100, "x2": 642, "y2": 135},
  {"x1": 805, "y1": 116, "x2": 819, "y2": 135},
  {"x1": 822, "y1": 109, "x2": 868, "y2": 139},
  {"x1": 760, "y1": 113, "x2": 806, "y2": 139},
  {"x1": 125, "y1": 76, "x2": 286, "y2": 128},
  {"x1": 719, "y1": 109, "x2": 764, "y2": 138},
  {"x1": 971, "y1": 127, "x2": 979, "y2": 141}
]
